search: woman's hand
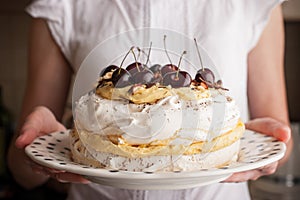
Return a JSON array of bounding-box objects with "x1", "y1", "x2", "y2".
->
[
  {"x1": 224, "y1": 117, "x2": 291, "y2": 182},
  {"x1": 16, "y1": 106, "x2": 66, "y2": 148},
  {"x1": 16, "y1": 106, "x2": 90, "y2": 184}
]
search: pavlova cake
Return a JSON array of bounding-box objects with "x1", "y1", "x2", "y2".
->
[{"x1": 71, "y1": 40, "x2": 244, "y2": 172}]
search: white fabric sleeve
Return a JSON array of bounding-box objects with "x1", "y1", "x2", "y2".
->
[
  {"x1": 247, "y1": 0, "x2": 285, "y2": 51},
  {"x1": 25, "y1": 0, "x2": 73, "y2": 63}
]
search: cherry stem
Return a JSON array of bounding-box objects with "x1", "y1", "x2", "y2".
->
[
  {"x1": 178, "y1": 51, "x2": 187, "y2": 69},
  {"x1": 137, "y1": 48, "x2": 141, "y2": 60},
  {"x1": 137, "y1": 47, "x2": 150, "y2": 65},
  {"x1": 176, "y1": 50, "x2": 187, "y2": 78},
  {"x1": 119, "y1": 46, "x2": 134, "y2": 74},
  {"x1": 130, "y1": 48, "x2": 140, "y2": 72},
  {"x1": 164, "y1": 35, "x2": 172, "y2": 65},
  {"x1": 194, "y1": 38, "x2": 204, "y2": 71},
  {"x1": 146, "y1": 42, "x2": 152, "y2": 65}
]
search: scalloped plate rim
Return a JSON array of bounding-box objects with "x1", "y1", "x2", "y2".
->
[{"x1": 25, "y1": 129, "x2": 286, "y2": 180}]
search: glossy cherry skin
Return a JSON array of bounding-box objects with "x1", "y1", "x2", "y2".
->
[
  {"x1": 100, "y1": 65, "x2": 118, "y2": 77},
  {"x1": 150, "y1": 64, "x2": 162, "y2": 74},
  {"x1": 111, "y1": 68, "x2": 132, "y2": 88},
  {"x1": 151, "y1": 73, "x2": 163, "y2": 84},
  {"x1": 195, "y1": 68, "x2": 215, "y2": 85},
  {"x1": 126, "y1": 62, "x2": 147, "y2": 76},
  {"x1": 132, "y1": 69, "x2": 154, "y2": 84},
  {"x1": 161, "y1": 64, "x2": 178, "y2": 76},
  {"x1": 163, "y1": 70, "x2": 192, "y2": 88},
  {"x1": 149, "y1": 64, "x2": 163, "y2": 84}
]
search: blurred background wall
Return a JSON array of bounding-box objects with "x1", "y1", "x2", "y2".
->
[{"x1": 0, "y1": 0, "x2": 31, "y2": 121}]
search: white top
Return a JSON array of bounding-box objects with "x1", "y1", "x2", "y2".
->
[{"x1": 26, "y1": 0, "x2": 283, "y2": 199}]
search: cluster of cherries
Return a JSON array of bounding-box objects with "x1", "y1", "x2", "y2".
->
[{"x1": 98, "y1": 36, "x2": 224, "y2": 90}]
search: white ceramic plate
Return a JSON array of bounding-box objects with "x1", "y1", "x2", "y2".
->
[{"x1": 25, "y1": 130, "x2": 286, "y2": 190}]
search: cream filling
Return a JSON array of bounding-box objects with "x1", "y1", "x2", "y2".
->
[
  {"x1": 74, "y1": 121, "x2": 244, "y2": 158},
  {"x1": 74, "y1": 89, "x2": 240, "y2": 145},
  {"x1": 96, "y1": 82, "x2": 211, "y2": 104}
]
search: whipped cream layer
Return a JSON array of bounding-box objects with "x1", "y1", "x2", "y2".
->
[{"x1": 74, "y1": 89, "x2": 240, "y2": 145}]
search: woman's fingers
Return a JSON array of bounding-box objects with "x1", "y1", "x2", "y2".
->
[
  {"x1": 16, "y1": 126, "x2": 40, "y2": 148},
  {"x1": 224, "y1": 162, "x2": 278, "y2": 182},
  {"x1": 14, "y1": 105, "x2": 88, "y2": 185},
  {"x1": 53, "y1": 173, "x2": 90, "y2": 184},
  {"x1": 15, "y1": 106, "x2": 66, "y2": 148},
  {"x1": 28, "y1": 160, "x2": 90, "y2": 184},
  {"x1": 223, "y1": 117, "x2": 290, "y2": 183},
  {"x1": 245, "y1": 117, "x2": 291, "y2": 142}
]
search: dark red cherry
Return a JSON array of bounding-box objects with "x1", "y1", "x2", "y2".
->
[
  {"x1": 149, "y1": 64, "x2": 162, "y2": 74},
  {"x1": 149, "y1": 64, "x2": 163, "y2": 84},
  {"x1": 151, "y1": 74, "x2": 163, "y2": 84},
  {"x1": 126, "y1": 62, "x2": 147, "y2": 76},
  {"x1": 163, "y1": 71, "x2": 192, "y2": 88},
  {"x1": 195, "y1": 68, "x2": 215, "y2": 85},
  {"x1": 100, "y1": 65, "x2": 118, "y2": 77},
  {"x1": 161, "y1": 64, "x2": 178, "y2": 76},
  {"x1": 111, "y1": 68, "x2": 132, "y2": 88},
  {"x1": 132, "y1": 69, "x2": 154, "y2": 84}
]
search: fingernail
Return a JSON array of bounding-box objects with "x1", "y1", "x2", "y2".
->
[
  {"x1": 15, "y1": 135, "x2": 24, "y2": 147},
  {"x1": 276, "y1": 126, "x2": 291, "y2": 142},
  {"x1": 57, "y1": 178, "x2": 68, "y2": 183},
  {"x1": 82, "y1": 179, "x2": 91, "y2": 184},
  {"x1": 81, "y1": 176, "x2": 91, "y2": 184},
  {"x1": 283, "y1": 126, "x2": 291, "y2": 137},
  {"x1": 49, "y1": 169, "x2": 66, "y2": 173}
]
